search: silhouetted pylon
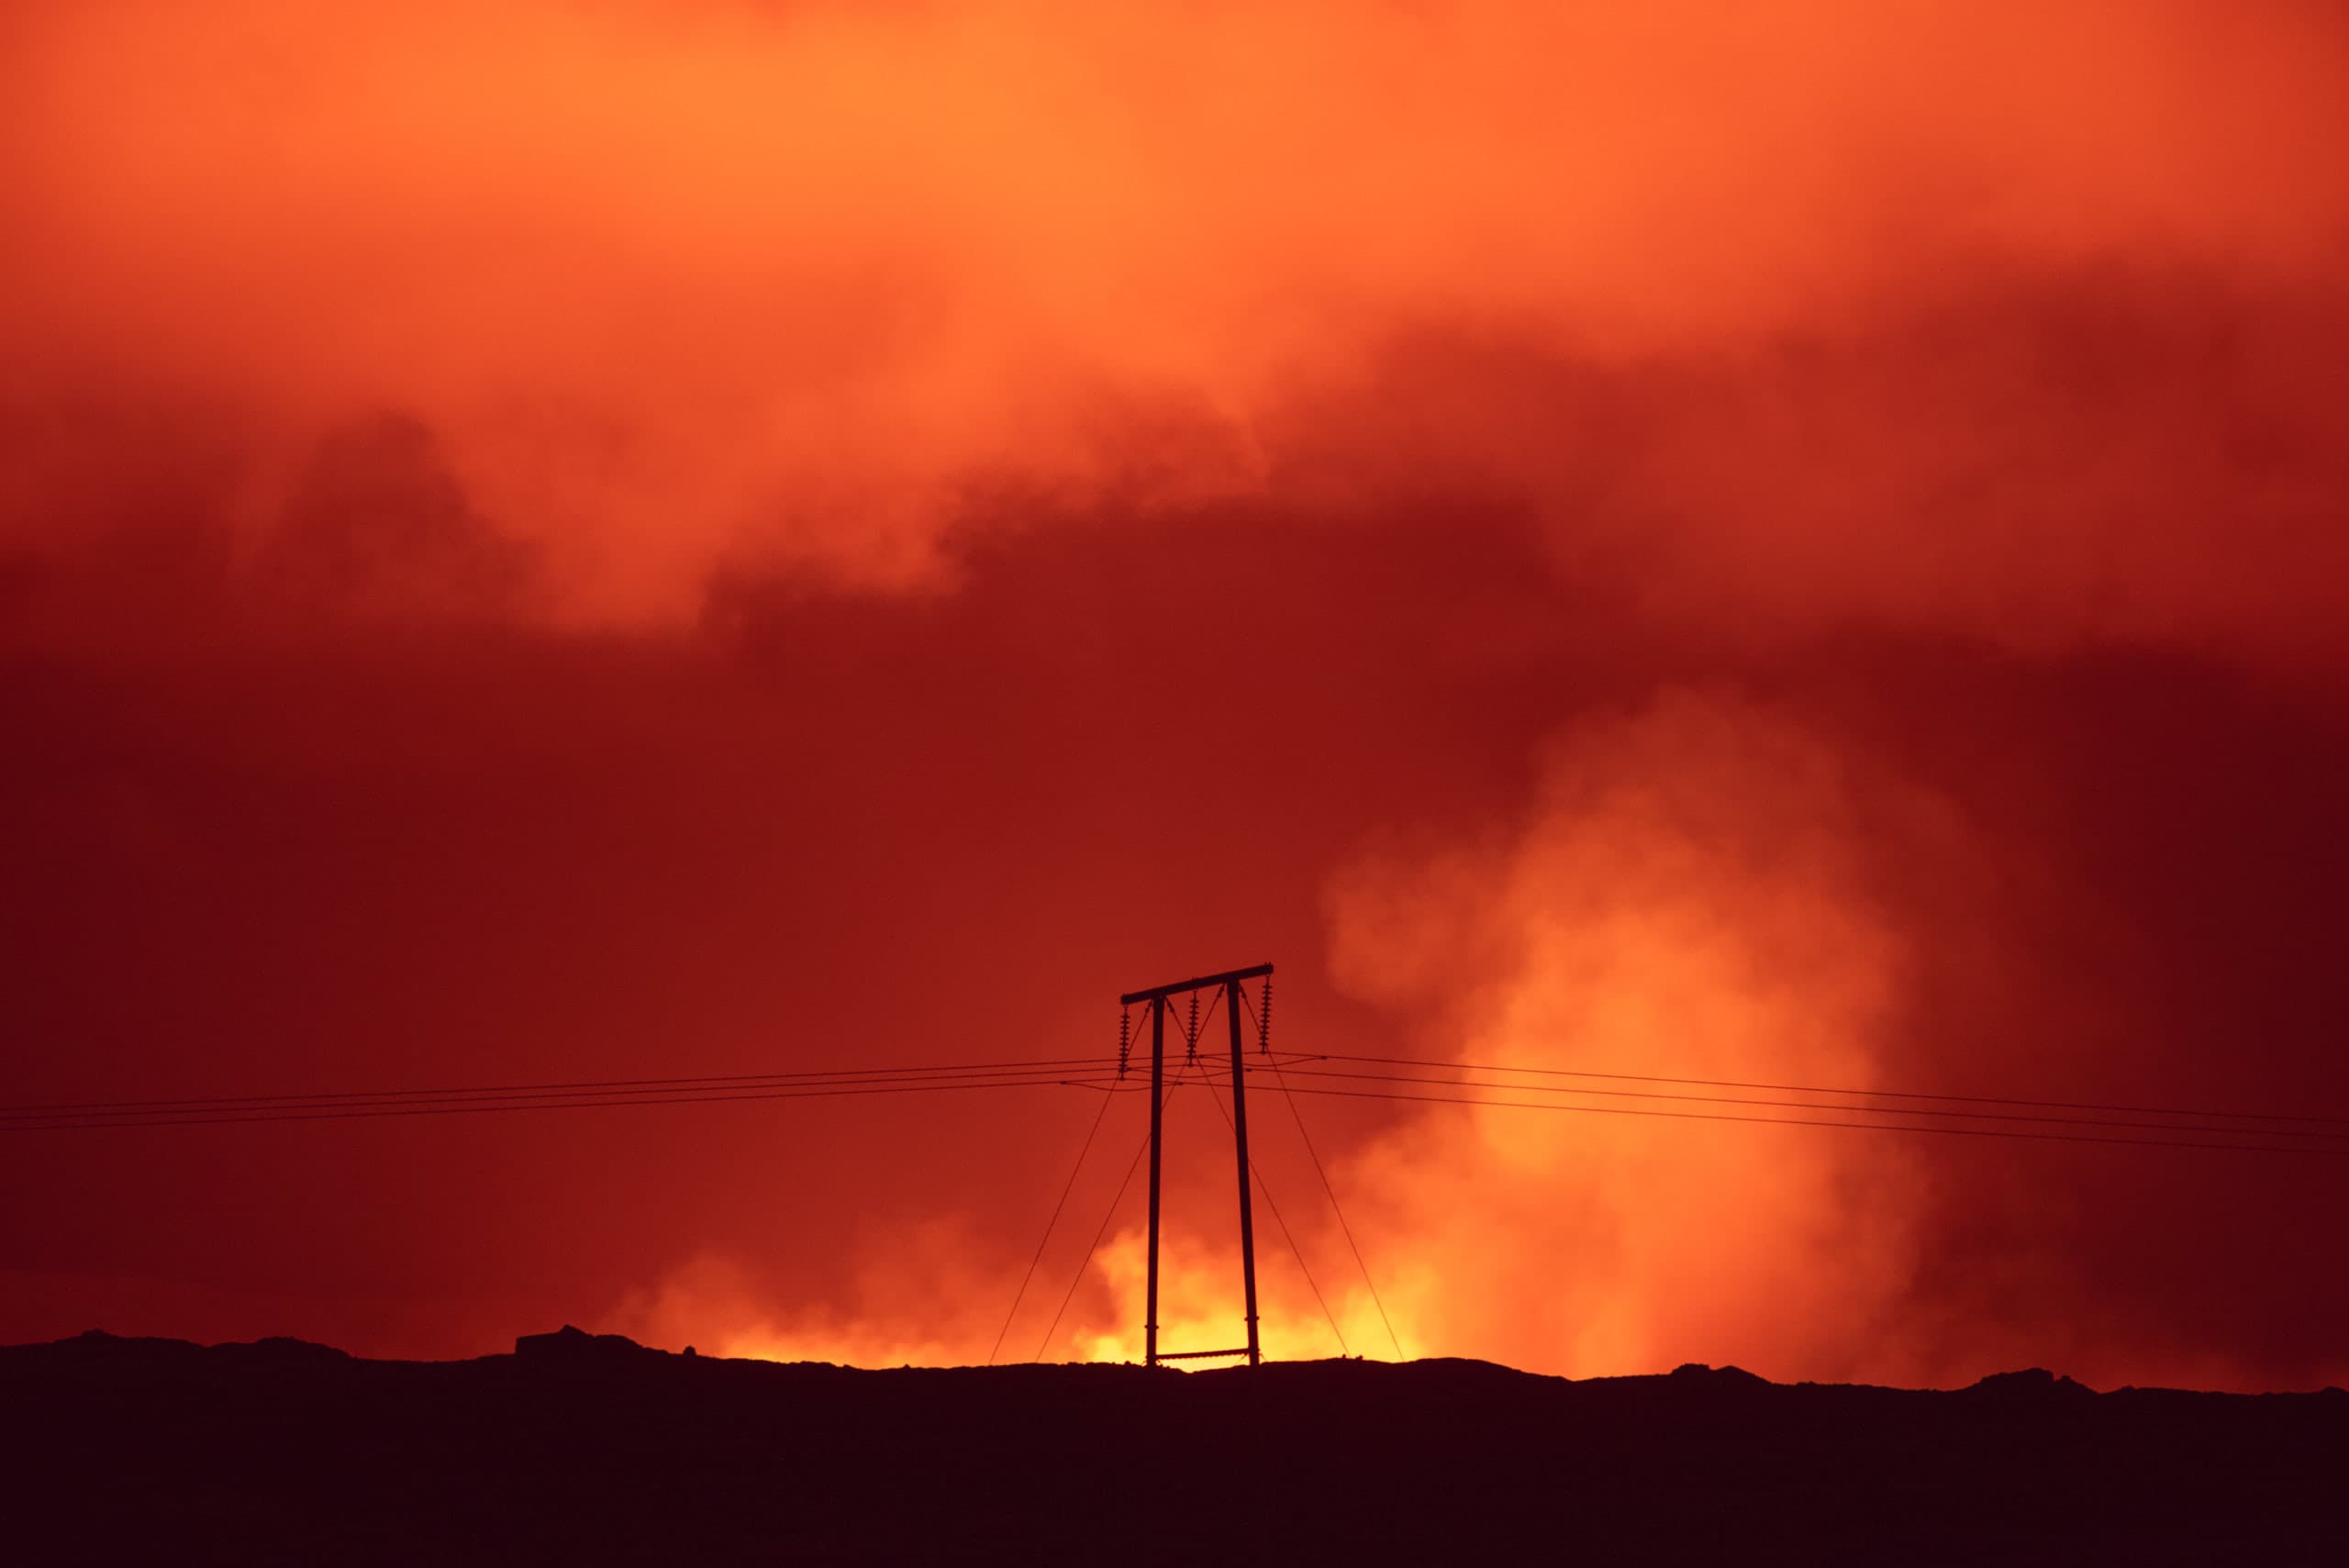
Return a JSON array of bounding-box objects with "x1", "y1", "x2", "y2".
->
[{"x1": 1119, "y1": 962, "x2": 1273, "y2": 1368}]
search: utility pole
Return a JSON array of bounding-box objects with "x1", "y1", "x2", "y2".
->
[{"x1": 1120, "y1": 962, "x2": 1273, "y2": 1368}]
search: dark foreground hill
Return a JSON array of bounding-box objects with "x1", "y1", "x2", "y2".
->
[{"x1": 4, "y1": 1328, "x2": 2344, "y2": 1564}]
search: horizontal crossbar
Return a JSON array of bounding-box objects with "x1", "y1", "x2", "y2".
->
[
  {"x1": 1155, "y1": 1346, "x2": 1253, "y2": 1361},
  {"x1": 1120, "y1": 964, "x2": 1274, "y2": 1006}
]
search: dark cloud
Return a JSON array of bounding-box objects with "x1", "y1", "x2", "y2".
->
[
  {"x1": 256, "y1": 414, "x2": 534, "y2": 622},
  {"x1": 5, "y1": 483, "x2": 2344, "y2": 1384},
  {"x1": 2, "y1": 0, "x2": 2344, "y2": 1386}
]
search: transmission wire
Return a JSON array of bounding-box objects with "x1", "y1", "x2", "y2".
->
[
  {"x1": 1200, "y1": 1077, "x2": 2349, "y2": 1157},
  {"x1": 0, "y1": 1055, "x2": 1121, "y2": 1119},
  {"x1": 988, "y1": 1085, "x2": 1117, "y2": 1366},
  {"x1": 1256, "y1": 1063, "x2": 2349, "y2": 1144},
  {"x1": 1311, "y1": 1051, "x2": 2349, "y2": 1130},
  {"x1": 1031, "y1": 1068, "x2": 1188, "y2": 1363},
  {"x1": 1240, "y1": 993, "x2": 1401, "y2": 1359},
  {"x1": 3, "y1": 1071, "x2": 1116, "y2": 1133},
  {"x1": 1200, "y1": 1076, "x2": 1349, "y2": 1358}
]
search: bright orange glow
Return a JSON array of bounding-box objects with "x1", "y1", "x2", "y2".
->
[
  {"x1": 1070, "y1": 1229, "x2": 1423, "y2": 1367},
  {"x1": 1326, "y1": 694, "x2": 1931, "y2": 1382},
  {"x1": 616, "y1": 1253, "x2": 988, "y2": 1370},
  {"x1": 5, "y1": 0, "x2": 2346, "y2": 1395},
  {"x1": 8, "y1": 1, "x2": 2345, "y2": 643}
]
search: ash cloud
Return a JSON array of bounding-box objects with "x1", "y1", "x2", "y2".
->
[
  {"x1": 2, "y1": 1, "x2": 2345, "y2": 1387},
  {"x1": 6, "y1": 0, "x2": 2344, "y2": 636}
]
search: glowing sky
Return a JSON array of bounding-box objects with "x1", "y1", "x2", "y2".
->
[{"x1": 3, "y1": 0, "x2": 2345, "y2": 1389}]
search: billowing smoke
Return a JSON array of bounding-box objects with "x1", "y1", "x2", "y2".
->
[
  {"x1": 4, "y1": 1, "x2": 2345, "y2": 1388},
  {"x1": 1321, "y1": 693, "x2": 1932, "y2": 1381},
  {"x1": 7, "y1": 1, "x2": 2344, "y2": 636}
]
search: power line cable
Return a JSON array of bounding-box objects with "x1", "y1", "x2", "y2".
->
[
  {"x1": 1241, "y1": 989, "x2": 1400, "y2": 1359},
  {"x1": 1196, "y1": 1074, "x2": 2349, "y2": 1158},
  {"x1": 1254, "y1": 1063, "x2": 2349, "y2": 1144},
  {"x1": 1311, "y1": 1051, "x2": 2349, "y2": 1131},
  {"x1": 1266, "y1": 1092, "x2": 1400, "y2": 1355},
  {"x1": 988, "y1": 1085, "x2": 1117, "y2": 1366},
  {"x1": 1, "y1": 1051, "x2": 1316, "y2": 1129},
  {"x1": 1192, "y1": 986, "x2": 1221, "y2": 1055},
  {"x1": 0, "y1": 1054, "x2": 1122, "y2": 1118},
  {"x1": 1200, "y1": 1076, "x2": 1349, "y2": 1357},
  {"x1": 2, "y1": 1072, "x2": 1115, "y2": 1133},
  {"x1": 1032, "y1": 1067, "x2": 1189, "y2": 1363}
]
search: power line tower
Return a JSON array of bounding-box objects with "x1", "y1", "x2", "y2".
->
[{"x1": 1119, "y1": 962, "x2": 1274, "y2": 1368}]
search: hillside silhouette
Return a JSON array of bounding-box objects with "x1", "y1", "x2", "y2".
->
[{"x1": 5, "y1": 1329, "x2": 2343, "y2": 1563}]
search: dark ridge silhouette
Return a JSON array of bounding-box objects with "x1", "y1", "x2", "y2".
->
[
  {"x1": 512, "y1": 1324, "x2": 672, "y2": 1364},
  {"x1": 1962, "y1": 1366, "x2": 2097, "y2": 1401},
  {"x1": 1669, "y1": 1360, "x2": 1771, "y2": 1387},
  {"x1": 3, "y1": 1330, "x2": 2343, "y2": 1564}
]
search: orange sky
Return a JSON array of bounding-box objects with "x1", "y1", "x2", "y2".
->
[{"x1": 3, "y1": 1, "x2": 2346, "y2": 1389}]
